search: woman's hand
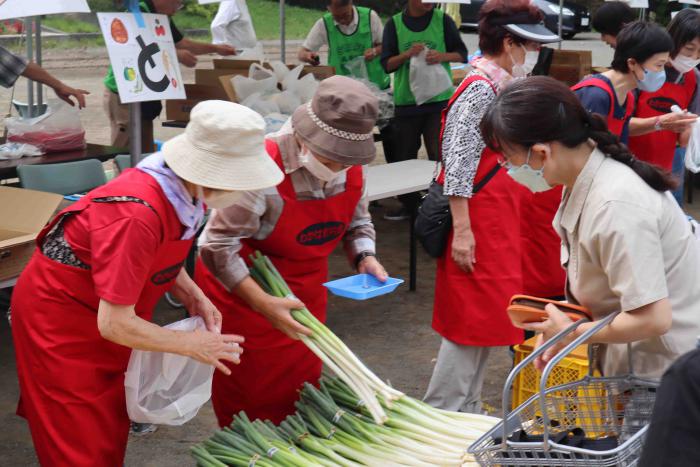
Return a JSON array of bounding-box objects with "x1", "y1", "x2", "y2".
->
[
  {"x1": 358, "y1": 255, "x2": 388, "y2": 282},
  {"x1": 522, "y1": 304, "x2": 575, "y2": 371},
  {"x1": 425, "y1": 49, "x2": 443, "y2": 65},
  {"x1": 254, "y1": 295, "x2": 312, "y2": 340},
  {"x1": 184, "y1": 291, "x2": 223, "y2": 334},
  {"x1": 185, "y1": 330, "x2": 245, "y2": 375},
  {"x1": 659, "y1": 111, "x2": 698, "y2": 133},
  {"x1": 451, "y1": 228, "x2": 476, "y2": 273}
]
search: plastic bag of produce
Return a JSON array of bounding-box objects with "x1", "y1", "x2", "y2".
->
[
  {"x1": 409, "y1": 49, "x2": 453, "y2": 106},
  {"x1": 273, "y1": 90, "x2": 302, "y2": 115},
  {"x1": 281, "y1": 64, "x2": 304, "y2": 91},
  {"x1": 295, "y1": 73, "x2": 320, "y2": 103},
  {"x1": 5, "y1": 100, "x2": 86, "y2": 153},
  {"x1": 685, "y1": 119, "x2": 700, "y2": 173},
  {"x1": 124, "y1": 317, "x2": 214, "y2": 425}
]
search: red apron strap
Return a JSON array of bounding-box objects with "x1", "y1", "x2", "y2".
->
[
  {"x1": 265, "y1": 139, "x2": 297, "y2": 200},
  {"x1": 345, "y1": 165, "x2": 363, "y2": 191},
  {"x1": 623, "y1": 90, "x2": 635, "y2": 121},
  {"x1": 571, "y1": 77, "x2": 616, "y2": 121}
]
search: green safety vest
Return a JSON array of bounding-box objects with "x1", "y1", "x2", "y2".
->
[
  {"x1": 103, "y1": 0, "x2": 150, "y2": 93},
  {"x1": 393, "y1": 9, "x2": 453, "y2": 106},
  {"x1": 324, "y1": 7, "x2": 390, "y2": 90}
]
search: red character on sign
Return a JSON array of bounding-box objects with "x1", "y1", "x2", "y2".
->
[{"x1": 154, "y1": 19, "x2": 166, "y2": 37}]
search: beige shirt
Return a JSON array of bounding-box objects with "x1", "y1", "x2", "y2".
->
[
  {"x1": 198, "y1": 122, "x2": 375, "y2": 291},
  {"x1": 554, "y1": 148, "x2": 700, "y2": 379}
]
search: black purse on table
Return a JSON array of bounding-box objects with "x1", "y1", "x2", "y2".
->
[{"x1": 414, "y1": 163, "x2": 501, "y2": 258}]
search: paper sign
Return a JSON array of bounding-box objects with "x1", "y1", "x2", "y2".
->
[
  {"x1": 98, "y1": 12, "x2": 185, "y2": 104},
  {"x1": 0, "y1": 0, "x2": 90, "y2": 20}
]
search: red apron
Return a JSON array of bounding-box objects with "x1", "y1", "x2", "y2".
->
[
  {"x1": 11, "y1": 169, "x2": 193, "y2": 467},
  {"x1": 432, "y1": 75, "x2": 524, "y2": 347},
  {"x1": 628, "y1": 69, "x2": 697, "y2": 171},
  {"x1": 194, "y1": 140, "x2": 363, "y2": 427},
  {"x1": 571, "y1": 77, "x2": 634, "y2": 137},
  {"x1": 520, "y1": 187, "x2": 566, "y2": 298}
]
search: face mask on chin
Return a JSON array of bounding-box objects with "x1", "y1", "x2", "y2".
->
[
  {"x1": 299, "y1": 146, "x2": 348, "y2": 183},
  {"x1": 507, "y1": 147, "x2": 552, "y2": 193},
  {"x1": 196, "y1": 186, "x2": 243, "y2": 209}
]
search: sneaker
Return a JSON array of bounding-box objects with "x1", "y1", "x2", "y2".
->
[
  {"x1": 383, "y1": 207, "x2": 410, "y2": 221},
  {"x1": 130, "y1": 422, "x2": 158, "y2": 436}
]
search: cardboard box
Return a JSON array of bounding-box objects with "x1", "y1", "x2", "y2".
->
[
  {"x1": 549, "y1": 49, "x2": 592, "y2": 86},
  {"x1": 165, "y1": 84, "x2": 231, "y2": 121},
  {"x1": 0, "y1": 186, "x2": 62, "y2": 281},
  {"x1": 218, "y1": 74, "x2": 239, "y2": 102},
  {"x1": 213, "y1": 58, "x2": 261, "y2": 70},
  {"x1": 195, "y1": 68, "x2": 249, "y2": 87}
]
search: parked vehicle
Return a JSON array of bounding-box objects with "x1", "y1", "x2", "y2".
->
[{"x1": 460, "y1": 0, "x2": 591, "y2": 39}]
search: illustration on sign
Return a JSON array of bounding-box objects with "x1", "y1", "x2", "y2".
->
[{"x1": 98, "y1": 12, "x2": 185, "y2": 103}]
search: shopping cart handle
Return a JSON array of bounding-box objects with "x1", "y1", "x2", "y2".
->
[
  {"x1": 500, "y1": 317, "x2": 590, "y2": 450},
  {"x1": 538, "y1": 311, "x2": 620, "y2": 451}
]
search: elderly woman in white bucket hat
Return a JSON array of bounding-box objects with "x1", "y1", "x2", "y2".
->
[
  {"x1": 10, "y1": 101, "x2": 283, "y2": 466},
  {"x1": 195, "y1": 75, "x2": 389, "y2": 427}
]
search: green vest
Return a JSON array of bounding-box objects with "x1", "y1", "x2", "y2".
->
[
  {"x1": 324, "y1": 7, "x2": 390, "y2": 90},
  {"x1": 393, "y1": 9, "x2": 453, "y2": 106},
  {"x1": 103, "y1": 1, "x2": 150, "y2": 93}
]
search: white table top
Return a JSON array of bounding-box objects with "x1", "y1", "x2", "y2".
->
[{"x1": 366, "y1": 159, "x2": 435, "y2": 202}]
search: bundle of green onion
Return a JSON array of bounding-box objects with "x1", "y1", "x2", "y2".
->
[
  {"x1": 193, "y1": 378, "x2": 498, "y2": 466},
  {"x1": 192, "y1": 252, "x2": 499, "y2": 466}
]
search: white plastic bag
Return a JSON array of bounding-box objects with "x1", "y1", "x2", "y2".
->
[
  {"x1": 685, "y1": 120, "x2": 700, "y2": 173},
  {"x1": 0, "y1": 142, "x2": 42, "y2": 160},
  {"x1": 264, "y1": 112, "x2": 290, "y2": 134},
  {"x1": 273, "y1": 90, "x2": 302, "y2": 115},
  {"x1": 242, "y1": 92, "x2": 281, "y2": 116},
  {"x1": 5, "y1": 100, "x2": 86, "y2": 153},
  {"x1": 282, "y1": 64, "x2": 304, "y2": 91},
  {"x1": 268, "y1": 60, "x2": 291, "y2": 84},
  {"x1": 343, "y1": 56, "x2": 369, "y2": 81},
  {"x1": 409, "y1": 49, "x2": 453, "y2": 106},
  {"x1": 295, "y1": 73, "x2": 320, "y2": 103},
  {"x1": 235, "y1": 42, "x2": 264, "y2": 61},
  {"x1": 124, "y1": 317, "x2": 214, "y2": 425},
  {"x1": 231, "y1": 74, "x2": 278, "y2": 102}
]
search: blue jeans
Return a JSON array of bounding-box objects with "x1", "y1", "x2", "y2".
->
[{"x1": 672, "y1": 147, "x2": 685, "y2": 206}]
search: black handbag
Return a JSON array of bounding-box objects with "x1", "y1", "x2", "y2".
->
[{"x1": 415, "y1": 163, "x2": 501, "y2": 258}]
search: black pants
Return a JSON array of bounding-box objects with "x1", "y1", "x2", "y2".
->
[
  {"x1": 639, "y1": 348, "x2": 700, "y2": 467},
  {"x1": 386, "y1": 111, "x2": 442, "y2": 210}
]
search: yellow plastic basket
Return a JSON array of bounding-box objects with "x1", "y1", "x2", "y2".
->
[{"x1": 512, "y1": 337, "x2": 606, "y2": 432}]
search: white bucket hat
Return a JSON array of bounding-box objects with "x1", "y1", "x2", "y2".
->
[{"x1": 162, "y1": 100, "x2": 283, "y2": 191}]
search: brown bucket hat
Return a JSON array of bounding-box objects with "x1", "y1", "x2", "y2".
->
[{"x1": 291, "y1": 75, "x2": 379, "y2": 166}]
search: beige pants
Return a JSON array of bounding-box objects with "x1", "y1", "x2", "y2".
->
[
  {"x1": 103, "y1": 88, "x2": 155, "y2": 152},
  {"x1": 423, "y1": 338, "x2": 495, "y2": 414}
]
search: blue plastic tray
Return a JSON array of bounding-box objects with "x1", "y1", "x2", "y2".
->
[{"x1": 323, "y1": 274, "x2": 404, "y2": 300}]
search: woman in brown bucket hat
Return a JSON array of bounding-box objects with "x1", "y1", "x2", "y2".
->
[{"x1": 195, "y1": 75, "x2": 390, "y2": 427}]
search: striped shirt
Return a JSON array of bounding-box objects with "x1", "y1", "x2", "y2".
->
[{"x1": 0, "y1": 45, "x2": 28, "y2": 88}]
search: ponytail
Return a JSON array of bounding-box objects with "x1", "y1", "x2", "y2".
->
[{"x1": 584, "y1": 112, "x2": 678, "y2": 192}]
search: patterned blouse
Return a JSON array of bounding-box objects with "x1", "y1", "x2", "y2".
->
[{"x1": 441, "y1": 58, "x2": 513, "y2": 198}]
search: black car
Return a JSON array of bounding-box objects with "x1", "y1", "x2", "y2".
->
[{"x1": 460, "y1": 0, "x2": 591, "y2": 39}]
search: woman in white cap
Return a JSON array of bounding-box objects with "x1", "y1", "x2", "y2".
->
[
  {"x1": 195, "y1": 75, "x2": 389, "y2": 427},
  {"x1": 10, "y1": 101, "x2": 283, "y2": 466}
]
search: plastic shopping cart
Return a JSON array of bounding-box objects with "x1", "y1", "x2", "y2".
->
[{"x1": 469, "y1": 312, "x2": 659, "y2": 466}]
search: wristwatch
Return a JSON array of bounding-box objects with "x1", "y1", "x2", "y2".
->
[
  {"x1": 354, "y1": 251, "x2": 376, "y2": 269},
  {"x1": 654, "y1": 116, "x2": 662, "y2": 132}
]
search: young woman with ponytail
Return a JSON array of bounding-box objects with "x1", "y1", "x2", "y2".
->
[{"x1": 481, "y1": 76, "x2": 700, "y2": 380}]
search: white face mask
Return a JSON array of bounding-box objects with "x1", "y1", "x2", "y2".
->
[
  {"x1": 299, "y1": 146, "x2": 348, "y2": 183},
  {"x1": 511, "y1": 45, "x2": 539, "y2": 78},
  {"x1": 196, "y1": 186, "x2": 243, "y2": 209},
  {"x1": 507, "y1": 147, "x2": 551, "y2": 193},
  {"x1": 671, "y1": 54, "x2": 700, "y2": 74}
]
